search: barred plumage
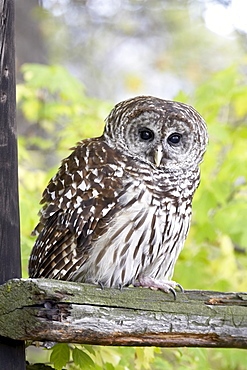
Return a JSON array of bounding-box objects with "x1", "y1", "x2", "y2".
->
[{"x1": 29, "y1": 96, "x2": 208, "y2": 294}]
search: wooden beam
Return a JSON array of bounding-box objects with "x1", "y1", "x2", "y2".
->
[
  {"x1": 0, "y1": 278, "x2": 246, "y2": 349},
  {"x1": 0, "y1": 0, "x2": 26, "y2": 368}
]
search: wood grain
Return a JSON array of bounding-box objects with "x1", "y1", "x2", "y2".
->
[{"x1": 1, "y1": 278, "x2": 246, "y2": 349}]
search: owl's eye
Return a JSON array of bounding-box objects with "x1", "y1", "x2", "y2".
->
[
  {"x1": 138, "y1": 128, "x2": 154, "y2": 141},
  {"x1": 167, "y1": 133, "x2": 181, "y2": 145}
]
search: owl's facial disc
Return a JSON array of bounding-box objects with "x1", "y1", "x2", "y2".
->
[
  {"x1": 161, "y1": 119, "x2": 195, "y2": 166},
  {"x1": 154, "y1": 132, "x2": 182, "y2": 167},
  {"x1": 121, "y1": 111, "x2": 162, "y2": 163},
  {"x1": 121, "y1": 111, "x2": 192, "y2": 169},
  {"x1": 111, "y1": 107, "x2": 204, "y2": 170}
]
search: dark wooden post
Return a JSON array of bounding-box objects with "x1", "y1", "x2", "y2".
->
[{"x1": 0, "y1": 0, "x2": 26, "y2": 368}]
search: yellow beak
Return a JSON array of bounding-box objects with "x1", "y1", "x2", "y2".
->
[{"x1": 154, "y1": 145, "x2": 163, "y2": 167}]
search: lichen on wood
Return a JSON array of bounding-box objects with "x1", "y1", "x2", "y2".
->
[{"x1": 0, "y1": 278, "x2": 246, "y2": 348}]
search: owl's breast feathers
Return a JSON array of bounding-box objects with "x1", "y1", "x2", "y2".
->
[{"x1": 29, "y1": 137, "x2": 199, "y2": 283}]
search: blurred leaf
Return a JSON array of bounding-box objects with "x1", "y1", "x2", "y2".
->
[
  {"x1": 82, "y1": 345, "x2": 96, "y2": 356},
  {"x1": 50, "y1": 343, "x2": 70, "y2": 370},
  {"x1": 135, "y1": 348, "x2": 155, "y2": 370},
  {"x1": 72, "y1": 347, "x2": 95, "y2": 369}
]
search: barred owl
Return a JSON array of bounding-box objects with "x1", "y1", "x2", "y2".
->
[{"x1": 29, "y1": 96, "x2": 208, "y2": 297}]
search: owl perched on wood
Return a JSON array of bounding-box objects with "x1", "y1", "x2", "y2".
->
[{"x1": 29, "y1": 96, "x2": 208, "y2": 296}]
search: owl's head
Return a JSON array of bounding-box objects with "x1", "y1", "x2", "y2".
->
[{"x1": 104, "y1": 96, "x2": 208, "y2": 171}]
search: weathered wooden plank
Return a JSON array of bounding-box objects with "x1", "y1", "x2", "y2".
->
[{"x1": 0, "y1": 278, "x2": 246, "y2": 348}]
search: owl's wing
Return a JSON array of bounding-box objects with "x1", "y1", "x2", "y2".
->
[{"x1": 28, "y1": 138, "x2": 125, "y2": 279}]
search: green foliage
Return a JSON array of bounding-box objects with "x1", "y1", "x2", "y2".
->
[
  {"x1": 46, "y1": 344, "x2": 96, "y2": 370},
  {"x1": 50, "y1": 344, "x2": 70, "y2": 370},
  {"x1": 19, "y1": 63, "x2": 247, "y2": 369},
  {"x1": 72, "y1": 347, "x2": 95, "y2": 369},
  {"x1": 18, "y1": 63, "x2": 111, "y2": 160},
  {"x1": 175, "y1": 64, "x2": 247, "y2": 293}
]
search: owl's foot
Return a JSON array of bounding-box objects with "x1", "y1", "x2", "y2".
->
[{"x1": 134, "y1": 276, "x2": 184, "y2": 299}]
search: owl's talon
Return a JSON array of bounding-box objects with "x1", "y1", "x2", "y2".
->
[
  {"x1": 135, "y1": 276, "x2": 183, "y2": 299},
  {"x1": 98, "y1": 281, "x2": 105, "y2": 290},
  {"x1": 169, "y1": 287, "x2": 177, "y2": 300},
  {"x1": 176, "y1": 283, "x2": 184, "y2": 292}
]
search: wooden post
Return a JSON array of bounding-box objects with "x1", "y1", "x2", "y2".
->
[{"x1": 0, "y1": 0, "x2": 26, "y2": 368}]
